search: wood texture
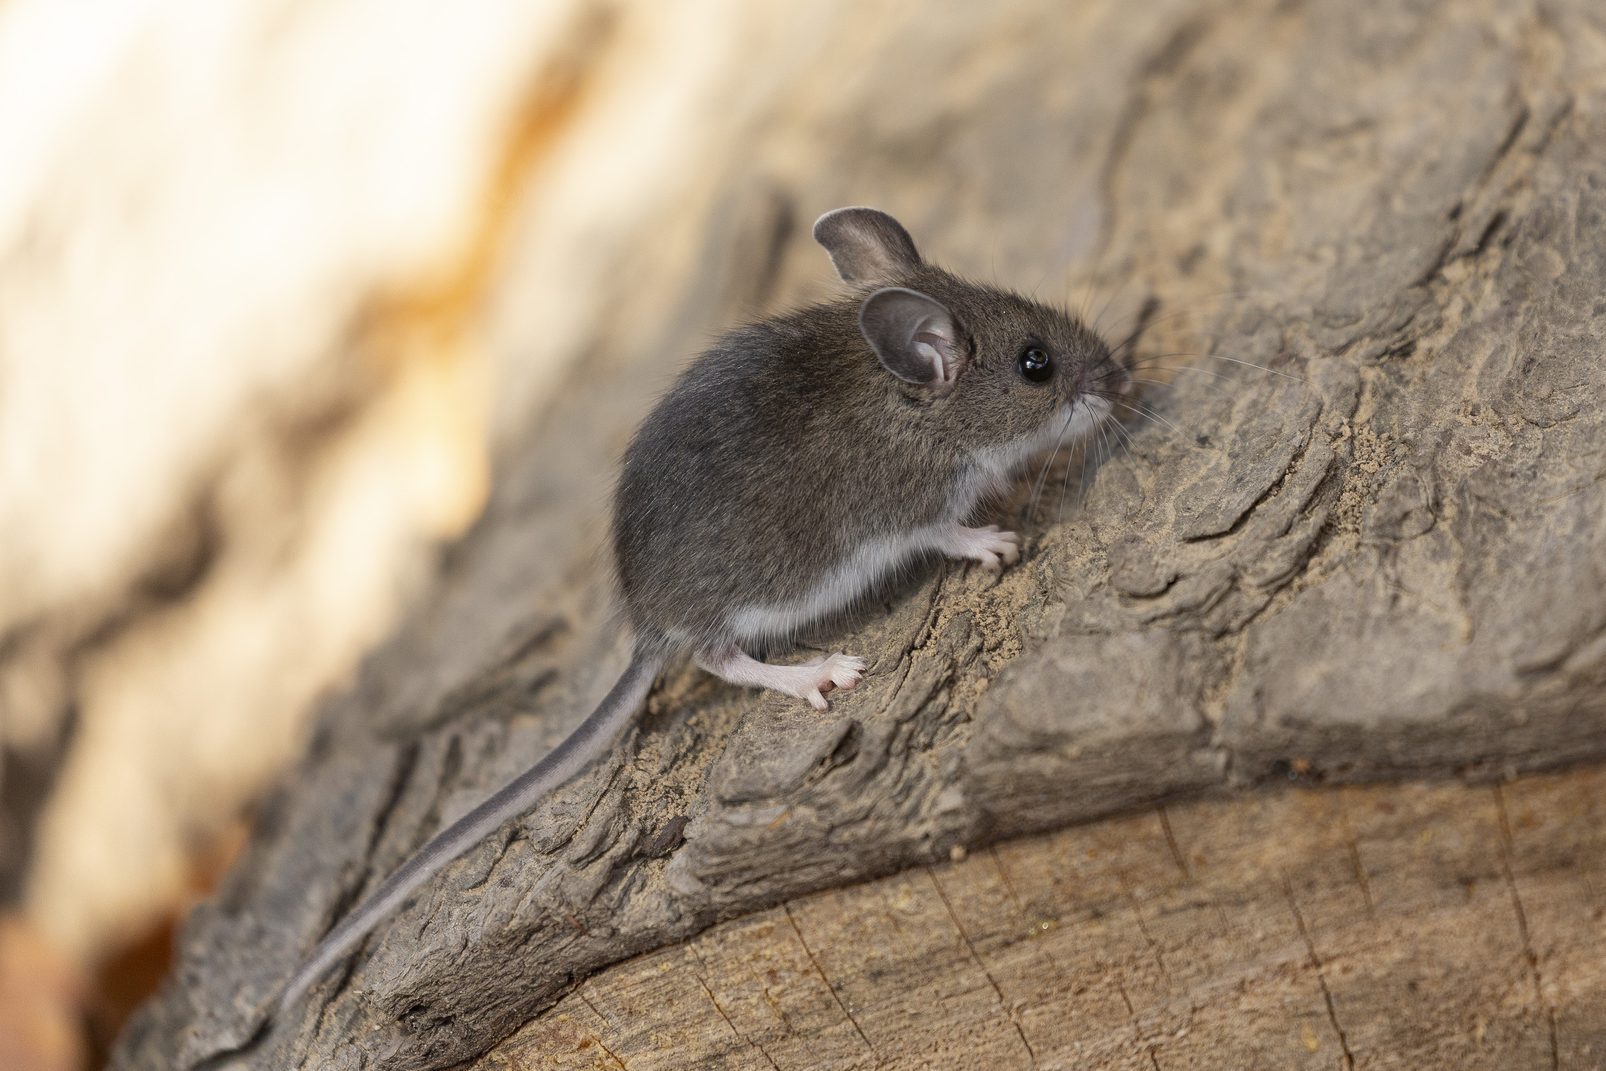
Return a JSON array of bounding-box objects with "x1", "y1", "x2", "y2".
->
[
  {"x1": 109, "y1": 2, "x2": 1606, "y2": 1069},
  {"x1": 492, "y1": 767, "x2": 1606, "y2": 1070}
]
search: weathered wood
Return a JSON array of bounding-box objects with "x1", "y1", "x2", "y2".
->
[
  {"x1": 112, "y1": 1, "x2": 1606, "y2": 1069},
  {"x1": 492, "y1": 766, "x2": 1606, "y2": 1070}
]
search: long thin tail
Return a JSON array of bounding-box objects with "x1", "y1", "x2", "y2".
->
[{"x1": 272, "y1": 648, "x2": 663, "y2": 1018}]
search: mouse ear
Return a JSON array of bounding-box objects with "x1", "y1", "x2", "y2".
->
[
  {"x1": 813, "y1": 207, "x2": 922, "y2": 283},
  {"x1": 859, "y1": 287, "x2": 964, "y2": 388}
]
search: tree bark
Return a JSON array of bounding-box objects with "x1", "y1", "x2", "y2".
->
[{"x1": 114, "y1": 1, "x2": 1606, "y2": 1068}]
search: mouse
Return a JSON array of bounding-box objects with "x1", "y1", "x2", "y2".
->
[{"x1": 212, "y1": 206, "x2": 1130, "y2": 1058}]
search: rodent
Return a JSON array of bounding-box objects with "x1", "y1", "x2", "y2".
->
[{"x1": 208, "y1": 207, "x2": 1129, "y2": 1060}]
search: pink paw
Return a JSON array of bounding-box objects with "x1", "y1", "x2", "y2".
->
[
  {"x1": 801, "y1": 653, "x2": 867, "y2": 710},
  {"x1": 950, "y1": 524, "x2": 1021, "y2": 571}
]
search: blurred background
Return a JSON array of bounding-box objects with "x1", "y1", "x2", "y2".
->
[{"x1": 0, "y1": 2, "x2": 916, "y2": 1064}]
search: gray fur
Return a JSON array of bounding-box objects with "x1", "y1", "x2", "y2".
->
[
  {"x1": 615, "y1": 221, "x2": 1125, "y2": 654},
  {"x1": 224, "y1": 208, "x2": 1124, "y2": 1062},
  {"x1": 812, "y1": 206, "x2": 922, "y2": 283}
]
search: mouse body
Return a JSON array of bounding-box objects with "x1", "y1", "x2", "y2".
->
[
  {"x1": 236, "y1": 207, "x2": 1128, "y2": 1048},
  {"x1": 618, "y1": 211, "x2": 1127, "y2": 705}
]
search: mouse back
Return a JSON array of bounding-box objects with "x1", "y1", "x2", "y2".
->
[
  {"x1": 612, "y1": 207, "x2": 1128, "y2": 651},
  {"x1": 612, "y1": 300, "x2": 964, "y2": 648}
]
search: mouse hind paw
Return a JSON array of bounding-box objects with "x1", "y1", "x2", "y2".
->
[
  {"x1": 699, "y1": 647, "x2": 866, "y2": 710},
  {"x1": 805, "y1": 652, "x2": 867, "y2": 693}
]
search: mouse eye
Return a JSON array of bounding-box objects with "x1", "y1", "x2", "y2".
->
[{"x1": 1017, "y1": 346, "x2": 1053, "y2": 384}]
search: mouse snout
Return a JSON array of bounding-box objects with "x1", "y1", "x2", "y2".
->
[{"x1": 1082, "y1": 356, "x2": 1132, "y2": 400}]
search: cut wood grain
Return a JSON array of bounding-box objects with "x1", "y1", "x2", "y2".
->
[{"x1": 488, "y1": 767, "x2": 1606, "y2": 1070}]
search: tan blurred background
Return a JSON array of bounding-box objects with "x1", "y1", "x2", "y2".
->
[{"x1": 0, "y1": 2, "x2": 872, "y2": 1065}]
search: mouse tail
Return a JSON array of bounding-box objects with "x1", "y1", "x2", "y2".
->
[{"x1": 270, "y1": 644, "x2": 665, "y2": 1020}]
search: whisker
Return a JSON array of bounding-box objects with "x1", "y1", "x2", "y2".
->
[
  {"x1": 1078, "y1": 418, "x2": 1118, "y2": 516},
  {"x1": 1028, "y1": 261, "x2": 1061, "y2": 303},
  {"x1": 1114, "y1": 350, "x2": 1224, "y2": 367},
  {"x1": 1118, "y1": 362, "x2": 1244, "y2": 382},
  {"x1": 1093, "y1": 351, "x2": 1237, "y2": 390},
  {"x1": 1130, "y1": 351, "x2": 1305, "y2": 382},
  {"x1": 1081, "y1": 386, "x2": 1179, "y2": 410},
  {"x1": 1025, "y1": 403, "x2": 1079, "y2": 523},
  {"x1": 1089, "y1": 277, "x2": 1136, "y2": 337},
  {"x1": 1056, "y1": 434, "x2": 1081, "y2": 521},
  {"x1": 1096, "y1": 415, "x2": 1120, "y2": 475},
  {"x1": 1117, "y1": 350, "x2": 1256, "y2": 370},
  {"x1": 1081, "y1": 388, "x2": 1142, "y2": 404},
  {"x1": 1079, "y1": 276, "x2": 1099, "y2": 324},
  {"x1": 1105, "y1": 335, "x2": 1307, "y2": 383},
  {"x1": 1112, "y1": 397, "x2": 1183, "y2": 437},
  {"x1": 1072, "y1": 274, "x2": 1095, "y2": 324},
  {"x1": 1064, "y1": 419, "x2": 1096, "y2": 521},
  {"x1": 1128, "y1": 376, "x2": 1229, "y2": 394},
  {"x1": 1106, "y1": 415, "x2": 1142, "y2": 463},
  {"x1": 1201, "y1": 352, "x2": 1306, "y2": 382}
]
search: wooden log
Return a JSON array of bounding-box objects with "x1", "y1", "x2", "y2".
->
[
  {"x1": 110, "y1": 1, "x2": 1606, "y2": 1068},
  {"x1": 490, "y1": 766, "x2": 1606, "y2": 1069}
]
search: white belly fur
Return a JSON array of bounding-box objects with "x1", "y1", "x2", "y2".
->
[
  {"x1": 726, "y1": 524, "x2": 952, "y2": 643},
  {"x1": 727, "y1": 399, "x2": 1106, "y2": 645}
]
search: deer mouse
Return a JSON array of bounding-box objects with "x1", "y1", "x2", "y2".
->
[{"x1": 236, "y1": 207, "x2": 1129, "y2": 1045}]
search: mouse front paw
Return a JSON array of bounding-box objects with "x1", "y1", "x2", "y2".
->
[{"x1": 940, "y1": 524, "x2": 1022, "y2": 572}]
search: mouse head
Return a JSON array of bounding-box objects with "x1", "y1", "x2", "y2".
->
[{"x1": 814, "y1": 207, "x2": 1130, "y2": 456}]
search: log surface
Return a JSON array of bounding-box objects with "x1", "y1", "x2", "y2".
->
[
  {"x1": 113, "y1": 1, "x2": 1606, "y2": 1069},
  {"x1": 493, "y1": 766, "x2": 1606, "y2": 1070}
]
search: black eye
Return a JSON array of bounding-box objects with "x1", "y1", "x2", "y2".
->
[{"x1": 1017, "y1": 346, "x2": 1053, "y2": 383}]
